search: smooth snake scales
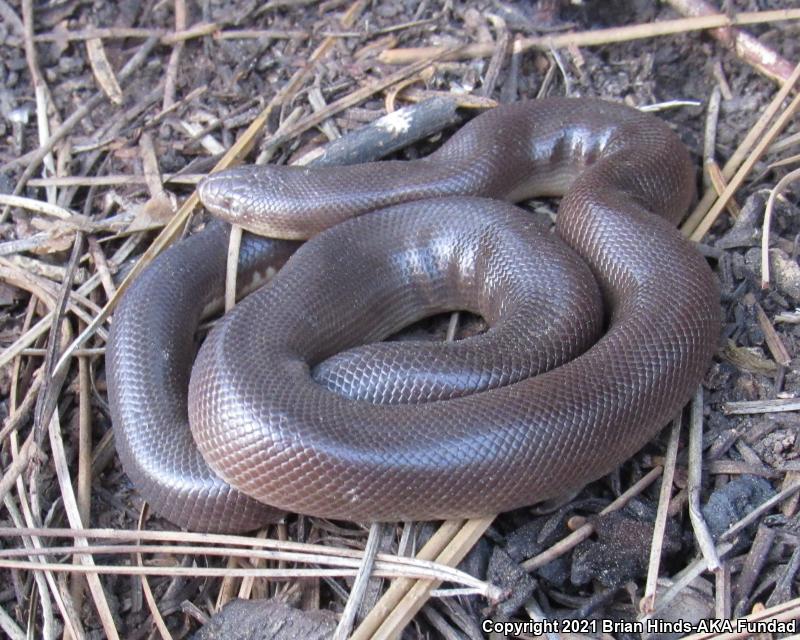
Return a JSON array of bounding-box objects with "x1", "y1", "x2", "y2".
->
[{"x1": 107, "y1": 98, "x2": 719, "y2": 532}]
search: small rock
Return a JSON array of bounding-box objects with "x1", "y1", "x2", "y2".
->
[
  {"x1": 768, "y1": 249, "x2": 800, "y2": 303},
  {"x1": 373, "y1": 2, "x2": 400, "y2": 18},
  {"x1": 505, "y1": 512, "x2": 571, "y2": 586},
  {"x1": 192, "y1": 599, "x2": 337, "y2": 640},
  {"x1": 701, "y1": 475, "x2": 775, "y2": 541},
  {"x1": 649, "y1": 586, "x2": 714, "y2": 640},
  {"x1": 571, "y1": 502, "x2": 680, "y2": 588},
  {"x1": 742, "y1": 247, "x2": 800, "y2": 304},
  {"x1": 757, "y1": 429, "x2": 798, "y2": 466},
  {"x1": 715, "y1": 192, "x2": 765, "y2": 250},
  {"x1": 487, "y1": 548, "x2": 537, "y2": 618}
]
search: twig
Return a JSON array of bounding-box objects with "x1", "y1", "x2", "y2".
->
[
  {"x1": 720, "y1": 479, "x2": 800, "y2": 543},
  {"x1": 25, "y1": 174, "x2": 202, "y2": 187},
  {"x1": 21, "y1": 0, "x2": 59, "y2": 207},
  {"x1": 715, "y1": 562, "x2": 731, "y2": 621},
  {"x1": 665, "y1": 0, "x2": 795, "y2": 84},
  {"x1": 0, "y1": 36, "x2": 160, "y2": 217},
  {"x1": 27, "y1": 25, "x2": 308, "y2": 44},
  {"x1": 682, "y1": 60, "x2": 800, "y2": 236},
  {"x1": 722, "y1": 398, "x2": 800, "y2": 415},
  {"x1": 3, "y1": 493, "x2": 61, "y2": 640},
  {"x1": 72, "y1": 338, "x2": 92, "y2": 616},
  {"x1": 135, "y1": 507, "x2": 171, "y2": 640},
  {"x1": 703, "y1": 86, "x2": 722, "y2": 188},
  {"x1": 644, "y1": 541, "x2": 735, "y2": 621},
  {"x1": 754, "y1": 303, "x2": 791, "y2": 368},
  {"x1": 334, "y1": 523, "x2": 384, "y2": 640},
  {"x1": 46, "y1": 413, "x2": 120, "y2": 640},
  {"x1": 224, "y1": 225, "x2": 243, "y2": 313},
  {"x1": 478, "y1": 15, "x2": 510, "y2": 98},
  {"x1": 352, "y1": 517, "x2": 497, "y2": 639},
  {"x1": 30, "y1": 233, "x2": 81, "y2": 447},
  {"x1": 682, "y1": 596, "x2": 800, "y2": 640},
  {"x1": 689, "y1": 89, "x2": 800, "y2": 241},
  {"x1": 85, "y1": 38, "x2": 123, "y2": 105},
  {"x1": 732, "y1": 524, "x2": 774, "y2": 615},
  {"x1": 350, "y1": 520, "x2": 464, "y2": 639},
  {"x1": 163, "y1": 0, "x2": 187, "y2": 111},
  {"x1": 378, "y1": 9, "x2": 800, "y2": 64},
  {"x1": 0, "y1": 373, "x2": 42, "y2": 445},
  {"x1": 0, "y1": 434, "x2": 38, "y2": 529},
  {"x1": 641, "y1": 417, "x2": 682, "y2": 614},
  {"x1": 0, "y1": 528, "x2": 493, "y2": 587},
  {"x1": 0, "y1": 603, "x2": 24, "y2": 640},
  {"x1": 309, "y1": 97, "x2": 462, "y2": 167},
  {"x1": 687, "y1": 387, "x2": 720, "y2": 571},
  {"x1": 522, "y1": 466, "x2": 663, "y2": 571},
  {"x1": 0, "y1": 559, "x2": 494, "y2": 586},
  {"x1": 762, "y1": 167, "x2": 800, "y2": 288}
]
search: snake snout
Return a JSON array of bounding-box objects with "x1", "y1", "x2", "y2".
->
[{"x1": 198, "y1": 173, "x2": 237, "y2": 216}]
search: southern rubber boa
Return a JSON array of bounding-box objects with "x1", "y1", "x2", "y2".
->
[{"x1": 107, "y1": 98, "x2": 719, "y2": 532}]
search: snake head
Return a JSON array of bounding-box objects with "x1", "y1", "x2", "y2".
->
[
  {"x1": 198, "y1": 168, "x2": 254, "y2": 223},
  {"x1": 198, "y1": 165, "x2": 322, "y2": 239}
]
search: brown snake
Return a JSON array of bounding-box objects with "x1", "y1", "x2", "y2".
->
[{"x1": 107, "y1": 98, "x2": 719, "y2": 532}]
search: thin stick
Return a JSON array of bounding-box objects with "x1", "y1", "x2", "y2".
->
[
  {"x1": 720, "y1": 480, "x2": 800, "y2": 542},
  {"x1": 135, "y1": 507, "x2": 171, "y2": 640},
  {"x1": 162, "y1": 0, "x2": 187, "y2": 111},
  {"x1": 682, "y1": 59, "x2": 800, "y2": 236},
  {"x1": 3, "y1": 491, "x2": 60, "y2": 640},
  {"x1": 21, "y1": 0, "x2": 58, "y2": 208},
  {"x1": 641, "y1": 417, "x2": 681, "y2": 614},
  {"x1": 48, "y1": 412, "x2": 120, "y2": 640},
  {"x1": 702, "y1": 86, "x2": 722, "y2": 189},
  {"x1": 687, "y1": 387, "x2": 720, "y2": 571},
  {"x1": 715, "y1": 562, "x2": 731, "y2": 621},
  {"x1": 0, "y1": 373, "x2": 42, "y2": 445},
  {"x1": 334, "y1": 523, "x2": 384, "y2": 640},
  {"x1": 762, "y1": 167, "x2": 800, "y2": 287},
  {"x1": 357, "y1": 516, "x2": 495, "y2": 639},
  {"x1": 682, "y1": 596, "x2": 800, "y2": 640},
  {"x1": 350, "y1": 520, "x2": 465, "y2": 639},
  {"x1": 27, "y1": 25, "x2": 308, "y2": 44},
  {"x1": 26, "y1": 174, "x2": 203, "y2": 187},
  {"x1": 378, "y1": 9, "x2": 800, "y2": 64},
  {"x1": 722, "y1": 398, "x2": 800, "y2": 415},
  {"x1": 0, "y1": 37, "x2": 160, "y2": 205},
  {"x1": 643, "y1": 541, "x2": 735, "y2": 620},
  {"x1": 0, "y1": 528, "x2": 492, "y2": 592},
  {"x1": 665, "y1": 0, "x2": 795, "y2": 84},
  {"x1": 224, "y1": 225, "x2": 243, "y2": 312},
  {"x1": 0, "y1": 543, "x2": 489, "y2": 590},
  {"x1": 72, "y1": 342, "x2": 92, "y2": 614},
  {"x1": 522, "y1": 465, "x2": 663, "y2": 571},
  {"x1": 689, "y1": 89, "x2": 800, "y2": 241},
  {"x1": 0, "y1": 603, "x2": 24, "y2": 640}
]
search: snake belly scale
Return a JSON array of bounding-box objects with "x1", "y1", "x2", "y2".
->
[{"x1": 106, "y1": 98, "x2": 719, "y2": 532}]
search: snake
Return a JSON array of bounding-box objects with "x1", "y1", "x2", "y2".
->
[{"x1": 106, "y1": 97, "x2": 719, "y2": 533}]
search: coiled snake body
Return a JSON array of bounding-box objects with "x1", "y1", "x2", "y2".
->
[{"x1": 107, "y1": 98, "x2": 719, "y2": 532}]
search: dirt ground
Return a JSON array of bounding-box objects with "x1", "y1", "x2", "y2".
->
[{"x1": 1, "y1": 0, "x2": 800, "y2": 638}]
